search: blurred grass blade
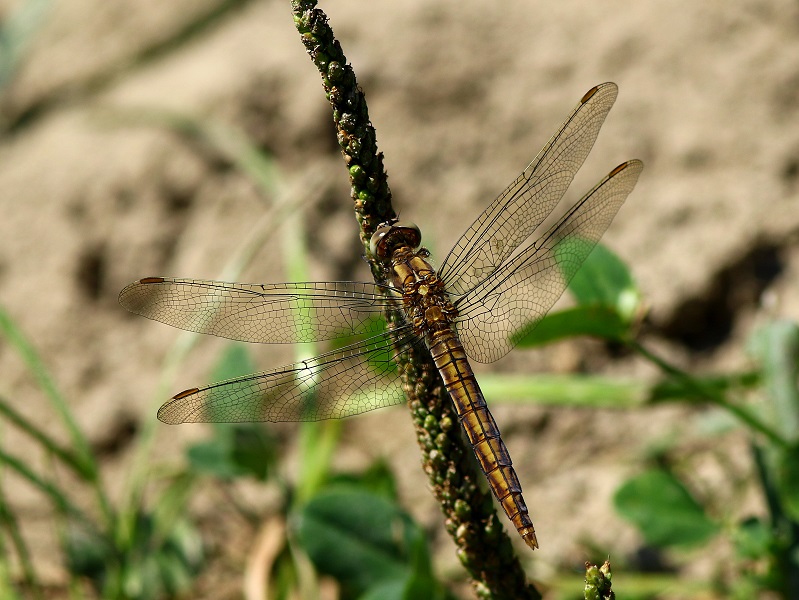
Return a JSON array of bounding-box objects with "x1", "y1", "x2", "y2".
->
[
  {"x1": 0, "y1": 0, "x2": 53, "y2": 90},
  {"x1": 747, "y1": 320, "x2": 799, "y2": 444},
  {"x1": 650, "y1": 370, "x2": 761, "y2": 403},
  {"x1": 776, "y1": 444, "x2": 799, "y2": 523},
  {"x1": 281, "y1": 187, "x2": 342, "y2": 503},
  {"x1": 479, "y1": 373, "x2": 647, "y2": 409},
  {"x1": 0, "y1": 448, "x2": 91, "y2": 525},
  {"x1": 0, "y1": 482, "x2": 39, "y2": 597},
  {"x1": 0, "y1": 307, "x2": 97, "y2": 476},
  {"x1": 150, "y1": 472, "x2": 198, "y2": 547},
  {"x1": 121, "y1": 114, "x2": 296, "y2": 516},
  {"x1": 98, "y1": 110, "x2": 281, "y2": 198},
  {"x1": 296, "y1": 420, "x2": 341, "y2": 503},
  {"x1": 614, "y1": 469, "x2": 720, "y2": 548},
  {"x1": 0, "y1": 396, "x2": 89, "y2": 478}
]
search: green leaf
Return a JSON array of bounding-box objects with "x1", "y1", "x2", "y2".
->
[
  {"x1": 567, "y1": 243, "x2": 640, "y2": 319},
  {"x1": 732, "y1": 517, "x2": 775, "y2": 560},
  {"x1": 295, "y1": 489, "x2": 430, "y2": 596},
  {"x1": 358, "y1": 577, "x2": 409, "y2": 600},
  {"x1": 359, "y1": 570, "x2": 444, "y2": 600},
  {"x1": 188, "y1": 424, "x2": 277, "y2": 481},
  {"x1": 513, "y1": 244, "x2": 641, "y2": 346},
  {"x1": 188, "y1": 343, "x2": 277, "y2": 480},
  {"x1": 63, "y1": 525, "x2": 109, "y2": 582},
  {"x1": 613, "y1": 469, "x2": 720, "y2": 548},
  {"x1": 211, "y1": 342, "x2": 256, "y2": 383},
  {"x1": 326, "y1": 458, "x2": 399, "y2": 501},
  {"x1": 230, "y1": 425, "x2": 278, "y2": 480},
  {"x1": 513, "y1": 305, "x2": 629, "y2": 347}
]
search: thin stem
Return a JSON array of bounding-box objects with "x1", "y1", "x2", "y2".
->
[
  {"x1": 628, "y1": 339, "x2": 788, "y2": 448},
  {"x1": 290, "y1": 2, "x2": 540, "y2": 597},
  {"x1": 290, "y1": 0, "x2": 394, "y2": 280}
]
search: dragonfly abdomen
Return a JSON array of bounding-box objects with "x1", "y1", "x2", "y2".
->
[{"x1": 427, "y1": 328, "x2": 539, "y2": 549}]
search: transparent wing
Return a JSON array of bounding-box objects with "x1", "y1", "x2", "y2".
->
[
  {"x1": 157, "y1": 325, "x2": 417, "y2": 424},
  {"x1": 119, "y1": 278, "x2": 398, "y2": 344},
  {"x1": 455, "y1": 160, "x2": 643, "y2": 363},
  {"x1": 438, "y1": 83, "x2": 619, "y2": 295}
]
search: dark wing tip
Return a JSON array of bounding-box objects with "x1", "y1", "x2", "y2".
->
[
  {"x1": 156, "y1": 387, "x2": 201, "y2": 424},
  {"x1": 118, "y1": 277, "x2": 166, "y2": 310},
  {"x1": 173, "y1": 387, "x2": 200, "y2": 400},
  {"x1": 608, "y1": 159, "x2": 644, "y2": 178},
  {"x1": 581, "y1": 81, "x2": 617, "y2": 104}
]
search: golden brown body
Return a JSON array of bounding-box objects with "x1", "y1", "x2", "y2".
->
[{"x1": 377, "y1": 227, "x2": 538, "y2": 550}]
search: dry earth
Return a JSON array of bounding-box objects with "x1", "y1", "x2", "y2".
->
[{"x1": 1, "y1": 0, "x2": 798, "y2": 597}]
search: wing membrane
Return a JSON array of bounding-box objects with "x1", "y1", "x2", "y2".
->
[
  {"x1": 455, "y1": 160, "x2": 643, "y2": 363},
  {"x1": 119, "y1": 278, "x2": 398, "y2": 344},
  {"x1": 438, "y1": 83, "x2": 619, "y2": 295},
  {"x1": 157, "y1": 326, "x2": 417, "y2": 424}
]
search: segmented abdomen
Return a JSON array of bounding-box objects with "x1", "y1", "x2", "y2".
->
[{"x1": 426, "y1": 328, "x2": 538, "y2": 549}]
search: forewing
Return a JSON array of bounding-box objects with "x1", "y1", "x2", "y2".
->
[
  {"x1": 455, "y1": 160, "x2": 643, "y2": 363},
  {"x1": 438, "y1": 83, "x2": 619, "y2": 295},
  {"x1": 157, "y1": 326, "x2": 417, "y2": 424},
  {"x1": 119, "y1": 278, "x2": 397, "y2": 344}
]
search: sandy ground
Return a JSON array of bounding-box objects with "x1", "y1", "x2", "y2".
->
[{"x1": 1, "y1": 0, "x2": 798, "y2": 597}]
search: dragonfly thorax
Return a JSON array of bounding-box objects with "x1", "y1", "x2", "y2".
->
[{"x1": 384, "y1": 245, "x2": 458, "y2": 336}]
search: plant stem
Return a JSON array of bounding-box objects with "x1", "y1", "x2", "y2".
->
[
  {"x1": 628, "y1": 339, "x2": 788, "y2": 448},
  {"x1": 290, "y1": 2, "x2": 539, "y2": 597}
]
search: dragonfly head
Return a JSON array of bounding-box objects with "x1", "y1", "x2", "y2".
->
[{"x1": 369, "y1": 221, "x2": 422, "y2": 259}]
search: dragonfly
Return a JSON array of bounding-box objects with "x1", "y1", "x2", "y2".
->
[{"x1": 119, "y1": 82, "x2": 642, "y2": 550}]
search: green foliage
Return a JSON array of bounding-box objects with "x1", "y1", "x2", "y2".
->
[
  {"x1": 187, "y1": 344, "x2": 279, "y2": 480},
  {"x1": 180, "y1": 341, "x2": 450, "y2": 599},
  {"x1": 613, "y1": 469, "x2": 720, "y2": 548},
  {"x1": 567, "y1": 243, "x2": 640, "y2": 319},
  {"x1": 188, "y1": 423, "x2": 277, "y2": 480},
  {"x1": 515, "y1": 243, "x2": 641, "y2": 347},
  {"x1": 508, "y1": 239, "x2": 799, "y2": 597},
  {"x1": 64, "y1": 512, "x2": 202, "y2": 598},
  {"x1": 296, "y1": 488, "x2": 445, "y2": 599},
  {"x1": 0, "y1": 305, "x2": 203, "y2": 599}
]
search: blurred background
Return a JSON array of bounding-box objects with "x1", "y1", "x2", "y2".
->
[{"x1": 0, "y1": 0, "x2": 798, "y2": 598}]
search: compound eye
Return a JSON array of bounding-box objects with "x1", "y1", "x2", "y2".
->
[
  {"x1": 369, "y1": 221, "x2": 422, "y2": 259},
  {"x1": 396, "y1": 222, "x2": 422, "y2": 248},
  {"x1": 369, "y1": 225, "x2": 394, "y2": 258}
]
